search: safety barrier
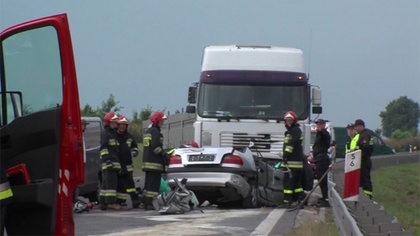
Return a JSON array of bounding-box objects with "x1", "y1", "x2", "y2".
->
[{"x1": 330, "y1": 153, "x2": 419, "y2": 236}]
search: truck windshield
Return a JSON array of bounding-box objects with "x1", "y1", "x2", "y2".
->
[{"x1": 197, "y1": 83, "x2": 309, "y2": 120}]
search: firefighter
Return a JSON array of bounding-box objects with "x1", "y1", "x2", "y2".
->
[
  {"x1": 115, "y1": 115, "x2": 141, "y2": 208},
  {"x1": 312, "y1": 119, "x2": 331, "y2": 207},
  {"x1": 142, "y1": 112, "x2": 168, "y2": 210},
  {"x1": 1, "y1": 165, "x2": 13, "y2": 235},
  {"x1": 99, "y1": 112, "x2": 121, "y2": 210},
  {"x1": 279, "y1": 111, "x2": 305, "y2": 208},
  {"x1": 352, "y1": 119, "x2": 374, "y2": 199}
]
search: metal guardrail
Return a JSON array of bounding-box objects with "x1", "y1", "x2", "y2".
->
[
  {"x1": 330, "y1": 153, "x2": 419, "y2": 236},
  {"x1": 329, "y1": 180, "x2": 363, "y2": 236}
]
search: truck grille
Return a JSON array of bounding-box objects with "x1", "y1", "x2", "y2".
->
[{"x1": 220, "y1": 132, "x2": 283, "y2": 154}]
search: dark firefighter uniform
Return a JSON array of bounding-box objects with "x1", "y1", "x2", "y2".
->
[
  {"x1": 99, "y1": 126, "x2": 121, "y2": 207},
  {"x1": 312, "y1": 119, "x2": 331, "y2": 204},
  {"x1": 281, "y1": 123, "x2": 304, "y2": 206},
  {"x1": 116, "y1": 131, "x2": 140, "y2": 207},
  {"x1": 142, "y1": 124, "x2": 167, "y2": 208},
  {"x1": 1, "y1": 164, "x2": 13, "y2": 234},
  {"x1": 353, "y1": 128, "x2": 374, "y2": 199}
]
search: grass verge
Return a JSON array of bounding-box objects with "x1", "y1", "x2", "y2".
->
[
  {"x1": 286, "y1": 208, "x2": 339, "y2": 236},
  {"x1": 132, "y1": 143, "x2": 143, "y2": 175},
  {"x1": 372, "y1": 162, "x2": 420, "y2": 235}
]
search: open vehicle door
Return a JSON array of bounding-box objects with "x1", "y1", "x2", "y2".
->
[{"x1": 1, "y1": 14, "x2": 84, "y2": 235}]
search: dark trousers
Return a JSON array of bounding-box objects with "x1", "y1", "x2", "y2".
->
[
  {"x1": 144, "y1": 171, "x2": 161, "y2": 204},
  {"x1": 360, "y1": 158, "x2": 373, "y2": 196},
  {"x1": 315, "y1": 155, "x2": 330, "y2": 200},
  {"x1": 117, "y1": 171, "x2": 140, "y2": 205},
  {"x1": 1, "y1": 206, "x2": 6, "y2": 236},
  {"x1": 100, "y1": 167, "x2": 119, "y2": 204},
  {"x1": 282, "y1": 168, "x2": 304, "y2": 203}
]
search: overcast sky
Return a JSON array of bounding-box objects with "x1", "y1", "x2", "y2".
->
[{"x1": 1, "y1": 0, "x2": 419, "y2": 130}]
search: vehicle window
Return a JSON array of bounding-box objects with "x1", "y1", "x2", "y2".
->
[
  {"x1": 84, "y1": 121, "x2": 101, "y2": 149},
  {"x1": 2, "y1": 26, "x2": 63, "y2": 125},
  {"x1": 198, "y1": 84, "x2": 308, "y2": 119},
  {"x1": 372, "y1": 135, "x2": 382, "y2": 146}
]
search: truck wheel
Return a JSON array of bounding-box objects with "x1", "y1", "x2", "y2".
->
[{"x1": 242, "y1": 181, "x2": 258, "y2": 208}]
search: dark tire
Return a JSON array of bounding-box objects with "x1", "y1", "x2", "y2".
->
[{"x1": 242, "y1": 181, "x2": 259, "y2": 208}]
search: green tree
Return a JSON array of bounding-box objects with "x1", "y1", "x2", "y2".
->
[
  {"x1": 140, "y1": 105, "x2": 153, "y2": 121},
  {"x1": 379, "y1": 96, "x2": 420, "y2": 138},
  {"x1": 96, "y1": 94, "x2": 123, "y2": 118},
  {"x1": 391, "y1": 129, "x2": 413, "y2": 140},
  {"x1": 81, "y1": 104, "x2": 97, "y2": 117}
]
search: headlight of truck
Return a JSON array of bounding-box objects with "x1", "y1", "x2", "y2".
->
[{"x1": 201, "y1": 131, "x2": 212, "y2": 146}]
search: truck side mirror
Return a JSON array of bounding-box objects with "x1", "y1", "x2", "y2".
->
[
  {"x1": 312, "y1": 106, "x2": 322, "y2": 114},
  {"x1": 188, "y1": 84, "x2": 198, "y2": 104},
  {"x1": 186, "y1": 105, "x2": 196, "y2": 114},
  {"x1": 312, "y1": 87, "x2": 322, "y2": 106}
]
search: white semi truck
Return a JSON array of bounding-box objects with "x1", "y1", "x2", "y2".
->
[{"x1": 150, "y1": 45, "x2": 323, "y2": 159}]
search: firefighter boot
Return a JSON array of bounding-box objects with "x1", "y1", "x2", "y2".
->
[
  {"x1": 144, "y1": 197, "x2": 155, "y2": 211},
  {"x1": 130, "y1": 193, "x2": 141, "y2": 208}
]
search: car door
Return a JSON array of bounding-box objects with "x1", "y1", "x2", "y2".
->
[{"x1": 1, "y1": 14, "x2": 83, "y2": 235}]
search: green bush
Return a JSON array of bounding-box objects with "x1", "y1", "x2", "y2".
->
[{"x1": 385, "y1": 136, "x2": 420, "y2": 152}]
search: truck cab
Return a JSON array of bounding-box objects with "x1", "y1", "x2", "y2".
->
[{"x1": 186, "y1": 45, "x2": 322, "y2": 159}]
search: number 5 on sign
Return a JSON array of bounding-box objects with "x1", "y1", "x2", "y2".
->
[{"x1": 343, "y1": 150, "x2": 361, "y2": 201}]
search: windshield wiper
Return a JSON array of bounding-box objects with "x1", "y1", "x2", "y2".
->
[{"x1": 234, "y1": 116, "x2": 270, "y2": 122}]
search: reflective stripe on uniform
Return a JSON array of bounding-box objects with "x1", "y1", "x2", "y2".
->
[
  {"x1": 126, "y1": 138, "x2": 133, "y2": 147},
  {"x1": 108, "y1": 139, "x2": 118, "y2": 146},
  {"x1": 143, "y1": 134, "x2": 151, "y2": 147},
  {"x1": 126, "y1": 188, "x2": 136, "y2": 193},
  {"x1": 285, "y1": 145, "x2": 294, "y2": 153},
  {"x1": 100, "y1": 148, "x2": 109, "y2": 157},
  {"x1": 280, "y1": 161, "x2": 303, "y2": 169},
  {"x1": 294, "y1": 188, "x2": 304, "y2": 193},
  {"x1": 126, "y1": 165, "x2": 134, "y2": 172},
  {"x1": 116, "y1": 193, "x2": 128, "y2": 200},
  {"x1": 142, "y1": 162, "x2": 164, "y2": 171},
  {"x1": 99, "y1": 189, "x2": 117, "y2": 197},
  {"x1": 284, "y1": 189, "x2": 293, "y2": 194},
  {"x1": 364, "y1": 190, "x2": 373, "y2": 196},
  {"x1": 153, "y1": 146, "x2": 163, "y2": 155},
  {"x1": 102, "y1": 163, "x2": 113, "y2": 170},
  {"x1": 0, "y1": 182, "x2": 13, "y2": 200},
  {"x1": 145, "y1": 190, "x2": 158, "y2": 198}
]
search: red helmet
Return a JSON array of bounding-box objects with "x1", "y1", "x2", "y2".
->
[
  {"x1": 118, "y1": 116, "x2": 129, "y2": 125},
  {"x1": 150, "y1": 112, "x2": 167, "y2": 125},
  {"x1": 104, "y1": 112, "x2": 119, "y2": 126},
  {"x1": 284, "y1": 111, "x2": 298, "y2": 125},
  {"x1": 190, "y1": 142, "x2": 199, "y2": 148}
]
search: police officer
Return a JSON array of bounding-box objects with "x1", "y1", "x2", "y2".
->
[
  {"x1": 352, "y1": 119, "x2": 374, "y2": 199},
  {"x1": 142, "y1": 112, "x2": 168, "y2": 210},
  {"x1": 312, "y1": 119, "x2": 331, "y2": 207},
  {"x1": 345, "y1": 123, "x2": 357, "y2": 153},
  {"x1": 99, "y1": 112, "x2": 121, "y2": 210},
  {"x1": 279, "y1": 111, "x2": 305, "y2": 208},
  {"x1": 115, "y1": 115, "x2": 141, "y2": 208}
]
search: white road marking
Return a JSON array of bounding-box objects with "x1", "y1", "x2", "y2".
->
[
  {"x1": 101, "y1": 209, "x2": 260, "y2": 236},
  {"x1": 250, "y1": 209, "x2": 286, "y2": 236}
]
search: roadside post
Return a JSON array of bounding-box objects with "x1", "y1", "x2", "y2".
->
[{"x1": 343, "y1": 150, "x2": 361, "y2": 202}]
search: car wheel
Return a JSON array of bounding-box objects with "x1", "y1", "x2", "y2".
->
[{"x1": 242, "y1": 181, "x2": 258, "y2": 208}]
